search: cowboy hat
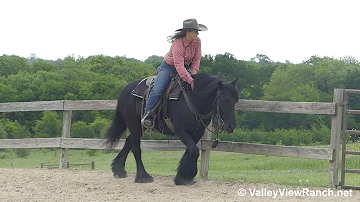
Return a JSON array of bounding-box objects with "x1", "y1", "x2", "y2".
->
[{"x1": 175, "y1": 18, "x2": 208, "y2": 32}]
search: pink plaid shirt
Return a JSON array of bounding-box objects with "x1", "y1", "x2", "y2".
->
[{"x1": 164, "y1": 37, "x2": 201, "y2": 84}]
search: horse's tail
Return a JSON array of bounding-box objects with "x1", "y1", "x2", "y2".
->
[{"x1": 103, "y1": 106, "x2": 127, "y2": 150}]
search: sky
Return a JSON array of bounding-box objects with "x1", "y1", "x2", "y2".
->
[{"x1": 1, "y1": 0, "x2": 360, "y2": 64}]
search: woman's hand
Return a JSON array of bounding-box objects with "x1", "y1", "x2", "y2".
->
[{"x1": 191, "y1": 81, "x2": 194, "y2": 90}]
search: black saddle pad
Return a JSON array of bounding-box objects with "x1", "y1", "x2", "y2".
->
[{"x1": 131, "y1": 75, "x2": 181, "y2": 100}]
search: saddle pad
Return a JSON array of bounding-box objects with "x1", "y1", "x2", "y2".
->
[{"x1": 131, "y1": 76, "x2": 181, "y2": 100}]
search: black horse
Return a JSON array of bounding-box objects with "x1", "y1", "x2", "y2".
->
[{"x1": 103, "y1": 73, "x2": 239, "y2": 185}]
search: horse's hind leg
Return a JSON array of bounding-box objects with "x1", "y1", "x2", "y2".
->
[
  {"x1": 111, "y1": 135, "x2": 132, "y2": 178},
  {"x1": 129, "y1": 123, "x2": 154, "y2": 183}
]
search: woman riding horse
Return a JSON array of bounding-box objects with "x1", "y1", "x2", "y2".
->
[
  {"x1": 103, "y1": 18, "x2": 239, "y2": 185},
  {"x1": 141, "y1": 18, "x2": 208, "y2": 128}
]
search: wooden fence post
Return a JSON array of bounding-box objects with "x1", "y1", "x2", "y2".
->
[
  {"x1": 329, "y1": 89, "x2": 344, "y2": 188},
  {"x1": 59, "y1": 110, "x2": 72, "y2": 169},
  {"x1": 200, "y1": 120, "x2": 212, "y2": 179}
]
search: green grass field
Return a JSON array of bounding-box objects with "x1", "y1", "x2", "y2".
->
[{"x1": 0, "y1": 143, "x2": 359, "y2": 188}]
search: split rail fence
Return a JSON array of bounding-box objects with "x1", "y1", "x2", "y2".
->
[{"x1": 0, "y1": 88, "x2": 349, "y2": 188}]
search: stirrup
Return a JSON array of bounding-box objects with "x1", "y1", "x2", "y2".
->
[{"x1": 141, "y1": 114, "x2": 153, "y2": 129}]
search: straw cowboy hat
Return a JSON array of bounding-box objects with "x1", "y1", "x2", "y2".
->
[{"x1": 175, "y1": 18, "x2": 208, "y2": 31}]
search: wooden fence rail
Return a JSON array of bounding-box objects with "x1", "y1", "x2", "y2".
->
[
  {"x1": 0, "y1": 89, "x2": 344, "y2": 188},
  {"x1": 0, "y1": 138, "x2": 196, "y2": 150}
]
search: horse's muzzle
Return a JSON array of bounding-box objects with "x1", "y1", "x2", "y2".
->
[{"x1": 224, "y1": 124, "x2": 236, "y2": 133}]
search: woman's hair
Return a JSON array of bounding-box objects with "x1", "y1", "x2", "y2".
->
[{"x1": 167, "y1": 28, "x2": 197, "y2": 43}]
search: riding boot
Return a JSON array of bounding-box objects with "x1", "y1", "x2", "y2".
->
[{"x1": 141, "y1": 112, "x2": 153, "y2": 128}]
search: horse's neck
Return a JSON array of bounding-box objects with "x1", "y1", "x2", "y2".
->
[{"x1": 191, "y1": 92, "x2": 217, "y2": 115}]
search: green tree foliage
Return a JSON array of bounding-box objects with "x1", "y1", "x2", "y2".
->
[
  {"x1": 0, "y1": 53, "x2": 359, "y2": 146},
  {"x1": 0, "y1": 54, "x2": 29, "y2": 77},
  {"x1": 0, "y1": 119, "x2": 31, "y2": 139},
  {"x1": 144, "y1": 55, "x2": 164, "y2": 69},
  {"x1": 33, "y1": 111, "x2": 62, "y2": 138}
]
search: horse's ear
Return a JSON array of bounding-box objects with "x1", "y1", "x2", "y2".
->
[
  {"x1": 218, "y1": 81, "x2": 223, "y2": 89},
  {"x1": 231, "y1": 78, "x2": 239, "y2": 86}
]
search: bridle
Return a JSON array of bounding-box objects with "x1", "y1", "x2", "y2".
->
[
  {"x1": 201, "y1": 89, "x2": 224, "y2": 148},
  {"x1": 179, "y1": 80, "x2": 224, "y2": 148}
]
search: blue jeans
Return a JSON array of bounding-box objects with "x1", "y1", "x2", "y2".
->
[{"x1": 143, "y1": 60, "x2": 177, "y2": 117}]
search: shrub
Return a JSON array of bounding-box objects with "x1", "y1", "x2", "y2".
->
[{"x1": 15, "y1": 148, "x2": 30, "y2": 158}]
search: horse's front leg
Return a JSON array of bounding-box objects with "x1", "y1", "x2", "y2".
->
[{"x1": 173, "y1": 128, "x2": 199, "y2": 185}]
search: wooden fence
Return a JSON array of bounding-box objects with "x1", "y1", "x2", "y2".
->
[{"x1": 0, "y1": 89, "x2": 344, "y2": 188}]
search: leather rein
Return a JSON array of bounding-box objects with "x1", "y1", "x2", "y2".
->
[{"x1": 177, "y1": 78, "x2": 224, "y2": 148}]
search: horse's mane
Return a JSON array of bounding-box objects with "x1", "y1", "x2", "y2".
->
[
  {"x1": 192, "y1": 73, "x2": 239, "y2": 100},
  {"x1": 192, "y1": 73, "x2": 221, "y2": 97}
]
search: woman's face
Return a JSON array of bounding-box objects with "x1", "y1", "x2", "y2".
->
[{"x1": 187, "y1": 30, "x2": 199, "y2": 41}]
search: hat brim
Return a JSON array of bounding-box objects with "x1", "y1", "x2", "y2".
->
[{"x1": 175, "y1": 24, "x2": 208, "y2": 32}]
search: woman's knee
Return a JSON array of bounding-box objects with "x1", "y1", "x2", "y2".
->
[{"x1": 151, "y1": 82, "x2": 168, "y2": 96}]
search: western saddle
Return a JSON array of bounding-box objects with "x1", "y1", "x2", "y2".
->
[{"x1": 131, "y1": 71, "x2": 184, "y2": 133}]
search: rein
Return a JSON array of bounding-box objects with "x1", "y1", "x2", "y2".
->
[{"x1": 178, "y1": 79, "x2": 224, "y2": 148}]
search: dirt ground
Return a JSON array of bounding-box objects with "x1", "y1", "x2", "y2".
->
[{"x1": 0, "y1": 168, "x2": 358, "y2": 202}]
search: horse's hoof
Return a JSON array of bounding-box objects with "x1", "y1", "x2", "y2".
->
[
  {"x1": 135, "y1": 173, "x2": 154, "y2": 183},
  {"x1": 174, "y1": 176, "x2": 196, "y2": 185},
  {"x1": 113, "y1": 171, "x2": 127, "y2": 178}
]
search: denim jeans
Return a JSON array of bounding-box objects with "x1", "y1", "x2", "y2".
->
[{"x1": 143, "y1": 60, "x2": 177, "y2": 117}]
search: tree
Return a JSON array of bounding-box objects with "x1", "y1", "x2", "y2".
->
[
  {"x1": 33, "y1": 111, "x2": 62, "y2": 138},
  {"x1": 144, "y1": 55, "x2": 164, "y2": 69},
  {"x1": 250, "y1": 54, "x2": 274, "y2": 66},
  {"x1": 0, "y1": 55, "x2": 30, "y2": 77},
  {"x1": 0, "y1": 119, "x2": 31, "y2": 139}
]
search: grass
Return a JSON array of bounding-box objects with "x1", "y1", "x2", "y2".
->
[{"x1": 0, "y1": 142, "x2": 359, "y2": 188}]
